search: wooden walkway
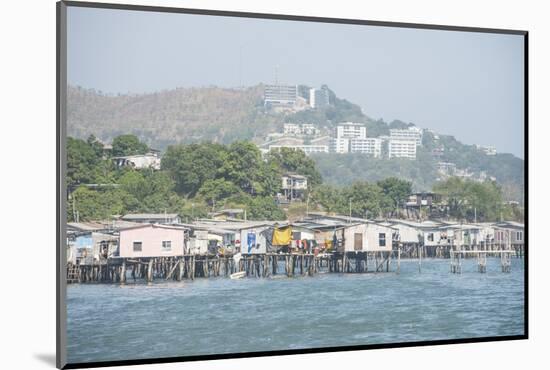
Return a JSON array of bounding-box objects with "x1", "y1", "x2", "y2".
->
[{"x1": 66, "y1": 251, "x2": 396, "y2": 284}]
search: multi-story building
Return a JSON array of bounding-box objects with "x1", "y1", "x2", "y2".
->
[
  {"x1": 283, "y1": 123, "x2": 301, "y2": 135},
  {"x1": 269, "y1": 144, "x2": 329, "y2": 155},
  {"x1": 300, "y1": 123, "x2": 318, "y2": 135},
  {"x1": 309, "y1": 87, "x2": 329, "y2": 108},
  {"x1": 350, "y1": 138, "x2": 383, "y2": 157},
  {"x1": 112, "y1": 152, "x2": 161, "y2": 170},
  {"x1": 476, "y1": 145, "x2": 497, "y2": 156},
  {"x1": 389, "y1": 126, "x2": 423, "y2": 146},
  {"x1": 264, "y1": 84, "x2": 298, "y2": 108},
  {"x1": 335, "y1": 122, "x2": 367, "y2": 139},
  {"x1": 437, "y1": 162, "x2": 457, "y2": 176},
  {"x1": 281, "y1": 174, "x2": 308, "y2": 201},
  {"x1": 388, "y1": 138, "x2": 417, "y2": 159},
  {"x1": 331, "y1": 138, "x2": 350, "y2": 153},
  {"x1": 283, "y1": 123, "x2": 319, "y2": 136}
]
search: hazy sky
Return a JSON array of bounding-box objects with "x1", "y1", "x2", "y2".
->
[{"x1": 68, "y1": 6, "x2": 525, "y2": 158}]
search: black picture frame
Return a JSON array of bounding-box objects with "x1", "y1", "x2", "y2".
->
[{"x1": 56, "y1": 1, "x2": 528, "y2": 368}]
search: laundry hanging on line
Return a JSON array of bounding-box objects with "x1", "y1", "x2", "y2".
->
[{"x1": 272, "y1": 226, "x2": 292, "y2": 245}]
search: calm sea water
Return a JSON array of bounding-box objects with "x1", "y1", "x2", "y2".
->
[{"x1": 67, "y1": 258, "x2": 525, "y2": 364}]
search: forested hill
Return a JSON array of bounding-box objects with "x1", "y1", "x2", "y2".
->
[
  {"x1": 67, "y1": 85, "x2": 284, "y2": 148},
  {"x1": 67, "y1": 84, "x2": 388, "y2": 146},
  {"x1": 67, "y1": 84, "x2": 524, "y2": 202}
]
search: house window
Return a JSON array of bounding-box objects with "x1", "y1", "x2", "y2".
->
[
  {"x1": 427, "y1": 233, "x2": 434, "y2": 242},
  {"x1": 162, "y1": 240, "x2": 172, "y2": 251},
  {"x1": 379, "y1": 233, "x2": 386, "y2": 247},
  {"x1": 133, "y1": 241, "x2": 142, "y2": 252},
  {"x1": 516, "y1": 231, "x2": 523, "y2": 241}
]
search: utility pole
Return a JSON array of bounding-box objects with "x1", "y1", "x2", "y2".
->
[
  {"x1": 349, "y1": 198, "x2": 352, "y2": 223},
  {"x1": 71, "y1": 192, "x2": 77, "y2": 222}
]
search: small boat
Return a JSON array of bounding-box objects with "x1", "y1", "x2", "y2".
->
[{"x1": 230, "y1": 271, "x2": 246, "y2": 280}]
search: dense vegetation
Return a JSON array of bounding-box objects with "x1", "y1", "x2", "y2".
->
[
  {"x1": 67, "y1": 85, "x2": 285, "y2": 148},
  {"x1": 312, "y1": 150, "x2": 438, "y2": 193},
  {"x1": 67, "y1": 83, "x2": 524, "y2": 213},
  {"x1": 67, "y1": 135, "x2": 522, "y2": 223},
  {"x1": 314, "y1": 131, "x2": 524, "y2": 202},
  {"x1": 68, "y1": 136, "x2": 320, "y2": 222},
  {"x1": 434, "y1": 177, "x2": 524, "y2": 222}
]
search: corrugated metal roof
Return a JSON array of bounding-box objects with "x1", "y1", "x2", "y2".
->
[
  {"x1": 119, "y1": 223, "x2": 189, "y2": 232},
  {"x1": 122, "y1": 213, "x2": 179, "y2": 220}
]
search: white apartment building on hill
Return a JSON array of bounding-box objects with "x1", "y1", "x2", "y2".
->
[
  {"x1": 283, "y1": 123, "x2": 319, "y2": 136},
  {"x1": 264, "y1": 84, "x2": 298, "y2": 107},
  {"x1": 283, "y1": 123, "x2": 301, "y2": 135},
  {"x1": 388, "y1": 138, "x2": 417, "y2": 159},
  {"x1": 331, "y1": 138, "x2": 350, "y2": 153},
  {"x1": 309, "y1": 87, "x2": 330, "y2": 108},
  {"x1": 389, "y1": 126, "x2": 423, "y2": 146},
  {"x1": 476, "y1": 145, "x2": 497, "y2": 156},
  {"x1": 335, "y1": 122, "x2": 367, "y2": 139},
  {"x1": 269, "y1": 144, "x2": 329, "y2": 155},
  {"x1": 350, "y1": 138, "x2": 383, "y2": 157}
]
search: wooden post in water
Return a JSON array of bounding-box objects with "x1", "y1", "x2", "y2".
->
[
  {"x1": 120, "y1": 259, "x2": 126, "y2": 284},
  {"x1": 418, "y1": 244, "x2": 422, "y2": 273},
  {"x1": 397, "y1": 247, "x2": 401, "y2": 274},
  {"x1": 178, "y1": 258, "x2": 184, "y2": 281},
  {"x1": 147, "y1": 259, "x2": 153, "y2": 283}
]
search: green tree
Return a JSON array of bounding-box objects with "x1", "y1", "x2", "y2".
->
[
  {"x1": 433, "y1": 177, "x2": 507, "y2": 222},
  {"x1": 246, "y1": 196, "x2": 286, "y2": 220},
  {"x1": 197, "y1": 179, "x2": 242, "y2": 207},
  {"x1": 341, "y1": 181, "x2": 387, "y2": 219},
  {"x1": 311, "y1": 184, "x2": 345, "y2": 214},
  {"x1": 111, "y1": 134, "x2": 149, "y2": 156},
  {"x1": 267, "y1": 148, "x2": 322, "y2": 187},
  {"x1": 161, "y1": 143, "x2": 228, "y2": 196},
  {"x1": 253, "y1": 161, "x2": 282, "y2": 197},
  {"x1": 68, "y1": 187, "x2": 131, "y2": 221},
  {"x1": 67, "y1": 137, "x2": 103, "y2": 187},
  {"x1": 433, "y1": 177, "x2": 470, "y2": 220},
  {"x1": 223, "y1": 141, "x2": 263, "y2": 194},
  {"x1": 377, "y1": 177, "x2": 412, "y2": 216},
  {"x1": 87, "y1": 134, "x2": 106, "y2": 158},
  {"x1": 179, "y1": 200, "x2": 209, "y2": 222},
  {"x1": 118, "y1": 170, "x2": 148, "y2": 199}
]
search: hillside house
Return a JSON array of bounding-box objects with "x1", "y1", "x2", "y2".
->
[
  {"x1": 281, "y1": 174, "x2": 308, "y2": 201},
  {"x1": 406, "y1": 192, "x2": 441, "y2": 209},
  {"x1": 112, "y1": 152, "x2": 161, "y2": 170}
]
